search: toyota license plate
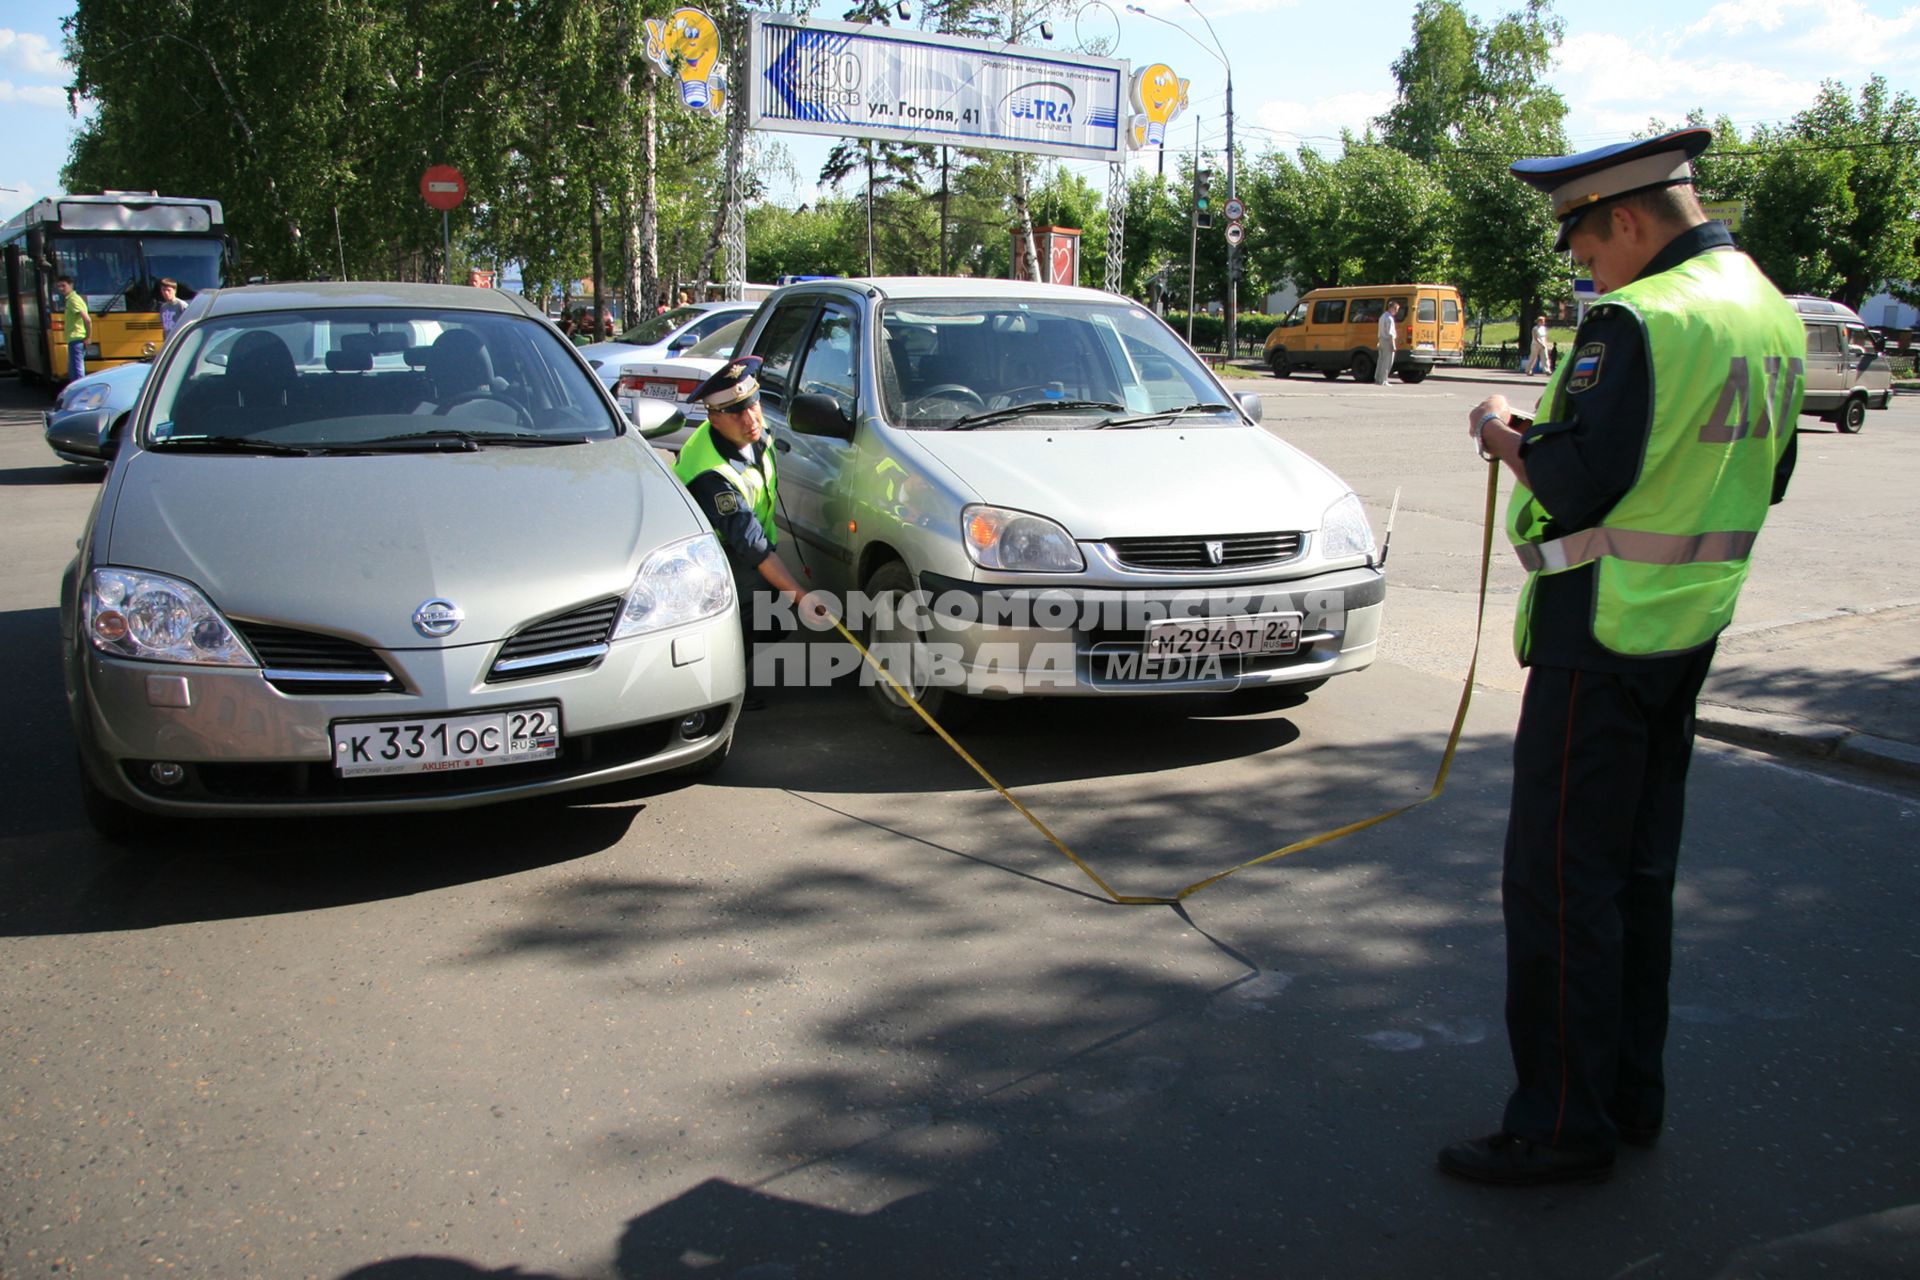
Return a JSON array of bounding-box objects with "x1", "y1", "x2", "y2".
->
[
  {"x1": 332, "y1": 706, "x2": 560, "y2": 778},
  {"x1": 1146, "y1": 615, "x2": 1301, "y2": 658}
]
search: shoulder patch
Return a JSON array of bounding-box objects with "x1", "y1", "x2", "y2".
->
[
  {"x1": 713, "y1": 490, "x2": 741, "y2": 516},
  {"x1": 1566, "y1": 341, "x2": 1606, "y2": 394}
]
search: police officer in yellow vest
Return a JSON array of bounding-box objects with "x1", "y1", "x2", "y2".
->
[
  {"x1": 674, "y1": 358, "x2": 832, "y2": 707},
  {"x1": 1441, "y1": 129, "x2": 1802, "y2": 1187}
]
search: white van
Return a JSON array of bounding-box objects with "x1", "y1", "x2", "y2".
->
[{"x1": 1789, "y1": 295, "x2": 1893, "y2": 433}]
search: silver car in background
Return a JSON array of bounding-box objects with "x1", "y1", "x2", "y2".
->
[
  {"x1": 63, "y1": 281, "x2": 742, "y2": 838},
  {"x1": 722, "y1": 277, "x2": 1385, "y2": 727}
]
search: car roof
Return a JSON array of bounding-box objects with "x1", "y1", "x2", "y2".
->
[
  {"x1": 1785, "y1": 295, "x2": 1865, "y2": 323},
  {"x1": 198, "y1": 281, "x2": 546, "y2": 320},
  {"x1": 769, "y1": 276, "x2": 1127, "y2": 306},
  {"x1": 1302, "y1": 283, "x2": 1458, "y2": 296}
]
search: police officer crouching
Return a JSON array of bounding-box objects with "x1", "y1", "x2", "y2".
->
[
  {"x1": 672, "y1": 358, "x2": 833, "y2": 709},
  {"x1": 1442, "y1": 128, "x2": 1802, "y2": 1186}
]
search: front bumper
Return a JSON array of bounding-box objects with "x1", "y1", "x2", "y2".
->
[
  {"x1": 908, "y1": 565, "x2": 1384, "y2": 697},
  {"x1": 69, "y1": 613, "x2": 745, "y2": 816}
]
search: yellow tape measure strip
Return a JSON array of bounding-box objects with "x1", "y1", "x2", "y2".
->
[{"x1": 827, "y1": 461, "x2": 1501, "y2": 906}]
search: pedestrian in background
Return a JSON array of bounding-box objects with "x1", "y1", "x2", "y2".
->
[
  {"x1": 1444, "y1": 127, "x2": 1802, "y2": 1188},
  {"x1": 56, "y1": 275, "x2": 90, "y2": 382},
  {"x1": 1374, "y1": 299, "x2": 1399, "y2": 385},
  {"x1": 1525, "y1": 314, "x2": 1552, "y2": 374},
  {"x1": 156, "y1": 278, "x2": 187, "y2": 341}
]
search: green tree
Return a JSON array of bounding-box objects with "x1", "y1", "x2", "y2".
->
[{"x1": 1375, "y1": 0, "x2": 1569, "y2": 324}]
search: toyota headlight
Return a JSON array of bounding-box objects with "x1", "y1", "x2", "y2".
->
[
  {"x1": 63, "y1": 382, "x2": 111, "y2": 413},
  {"x1": 1319, "y1": 492, "x2": 1376, "y2": 561},
  {"x1": 85, "y1": 568, "x2": 255, "y2": 665},
  {"x1": 962, "y1": 505, "x2": 1084, "y2": 572},
  {"x1": 614, "y1": 533, "x2": 734, "y2": 638}
]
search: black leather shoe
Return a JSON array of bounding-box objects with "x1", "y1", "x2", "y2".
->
[{"x1": 1438, "y1": 1132, "x2": 1614, "y2": 1186}]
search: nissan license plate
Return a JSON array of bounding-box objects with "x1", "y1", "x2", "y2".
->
[
  {"x1": 331, "y1": 706, "x2": 560, "y2": 778},
  {"x1": 1146, "y1": 614, "x2": 1301, "y2": 658}
]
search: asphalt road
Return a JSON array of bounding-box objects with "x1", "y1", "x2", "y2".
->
[{"x1": 2, "y1": 370, "x2": 1916, "y2": 1280}]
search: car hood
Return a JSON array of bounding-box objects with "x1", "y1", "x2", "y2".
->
[
  {"x1": 894, "y1": 423, "x2": 1348, "y2": 539},
  {"x1": 103, "y1": 439, "x2": 683, "y2": 648},
  {"x1": 58, "y1": 360, "x2": 151, "y2": 412}
]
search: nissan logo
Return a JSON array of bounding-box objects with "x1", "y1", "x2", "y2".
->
[{"x1": 413, "y1": 598, "x2": 464, "y2": 637}]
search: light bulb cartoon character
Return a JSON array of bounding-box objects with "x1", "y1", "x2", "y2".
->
[
  {"x1": 1128, "y1": 63, "x2": 1189, "y2": 149},
  {"x1": 645, "y1": 7, "x2": 727, "y2": 118}
]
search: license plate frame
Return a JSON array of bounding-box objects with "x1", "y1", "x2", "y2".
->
[
  {"x1": 330, "y1": 705, "x2": 562, "y2": 779},
  {"x1": 1145, "y1": 614, "x2": 1301, "y2": 658}
]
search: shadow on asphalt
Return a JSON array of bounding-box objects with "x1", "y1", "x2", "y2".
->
[
  {"x1": 0, "y1": 593, "x2": 1350, "y2": 934},
  {"x1": 0, "y1": 462, "x2": 102, "y2": 486}
]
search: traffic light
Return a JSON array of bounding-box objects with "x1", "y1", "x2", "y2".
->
[
  {"x1": 1194, "y1": 168, "x2": 1213, "y2": 229},
  {"x1": 1227, "y1": 243, "x2": 1244, "y2": 281}
]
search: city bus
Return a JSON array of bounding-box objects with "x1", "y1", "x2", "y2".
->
[{"x1": 1, "y1": 192, "x2": 231, "y2": 385}]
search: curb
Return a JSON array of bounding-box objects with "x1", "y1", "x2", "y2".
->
[{"x1": 1696, "y1": 705, "x2": 1920, "y2": 782}]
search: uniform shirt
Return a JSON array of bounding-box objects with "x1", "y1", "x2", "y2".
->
[
  {"x1": 685, "y1": 438, "x2": 775, "y2": 578},
  {"x1": 1516, "y1": 220, "x2": 1797, "y2": 671}
]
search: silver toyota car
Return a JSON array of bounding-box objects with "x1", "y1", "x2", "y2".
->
[
  {"x1": 63, "y1": 282, "x2": 742, "y2": 838},
  {"x1": 708, "y1": 277, "x2": 1384, "y2": 726}
]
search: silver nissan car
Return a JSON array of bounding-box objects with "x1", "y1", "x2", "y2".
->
[
  {"x1": 62, "y1": 282, "x2": 742, "y2": 838},
  {"x1": 705, "y1": 277, "x2": 1384, "y2": 727}
]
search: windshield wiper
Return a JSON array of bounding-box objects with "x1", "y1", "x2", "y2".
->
[
  {"x1": 352, "y1": 429, "x2": 589, "y2": 452},
  {"x1": 947, "y1": 400, "x2": 1126, "y2": 431},
  {"x1": 149, "y1": 434, "x2": 320, "y2": 456},
  {"x1": 1095, "y1": 402, "x2": 1236, "y2": 429}
]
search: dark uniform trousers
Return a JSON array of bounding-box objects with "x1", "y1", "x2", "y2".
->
[{"x1": 1500, "y1": 641, "x2": 1716, "y2": 1150}]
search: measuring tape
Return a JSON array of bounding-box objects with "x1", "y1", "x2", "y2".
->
[{"x1": 817, "y1": 461, "x2": 1502, "y2": 905}]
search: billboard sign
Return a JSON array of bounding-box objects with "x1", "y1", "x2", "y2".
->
[
  {"x1": 1701, "y1": 199, "x2": 1745, "y2": 232},
  {"x1": 749, "y1": 14, "x2": 1127, "y2": 162}
]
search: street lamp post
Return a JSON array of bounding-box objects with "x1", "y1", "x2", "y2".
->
[{"x1": 1125, "y1": 1, "x2": 1236, "y2": 357}]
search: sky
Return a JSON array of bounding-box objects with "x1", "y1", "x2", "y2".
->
[{"x1": 3, "y1": 0, "x2": 1918, "y2": 224}]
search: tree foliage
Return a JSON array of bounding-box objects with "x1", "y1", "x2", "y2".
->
[{"x1": 61, "y1": 0, "x2": 739, "y2": 308}]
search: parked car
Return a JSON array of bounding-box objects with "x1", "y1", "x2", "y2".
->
[
  {"x1": 43, "y1": 359, "x2": 154, "y2": 468},
  {"x1": 1262, "y1": 283, "x2": 1465, "y2": 382},
  {"x1": 1788, "y1": 295, "x2": 1892, "y2": 432},
  {"x1": 575, "y1": 301, "x2": 757, "y2": 389},
  {"x1": 697, "y1": 277, "x2": 1384, "y2": 726},
  {"x1": 63, "y1": 281, "x2": 742, "y2": 838},
  {"x1": 614, "y1": 315, "x2": 752, "y2": 448}
]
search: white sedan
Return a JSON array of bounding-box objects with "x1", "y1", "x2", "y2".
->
[
  {"x1": 575, "y1": 301, "x2": 756, "y2": 389},
  {"x1": 613, "y1": 315, "x2": 752, "y2": 451}
]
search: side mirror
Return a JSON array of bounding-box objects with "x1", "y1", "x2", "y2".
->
[
  {"x1": 790, "y1": 392, "x2": 855, "y2": 440},
  {"x1": 1237, "y1": 392, "x2": 1264, "y2": 423},
  {"x1": 47, "y1": 408, "x2": 117, "y2": 461},
  {"x1": 629, "y1": 398, "x2": 688, "y2": 440}
]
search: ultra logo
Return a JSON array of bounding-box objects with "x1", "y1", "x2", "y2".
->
[{"x1": 1005, "y1": 81, "x2": 1076, "y2": 129}]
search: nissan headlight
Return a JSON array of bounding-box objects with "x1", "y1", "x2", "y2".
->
[
  {"x1": 63, "y1": 382, "x2": 111, "y2": 413},
  {"x1": 1319, "y1": 493, "x2": 1377, "y2": 561},
  {"x1": 85, "y1": 568, "x2": 255, "y2": 665},
  {"x1": 962, "y1": 505, "x2": 1084, "y2": 572},
  {"x1": 614, "y1": 533, "x2": 734, "y2": 638}
]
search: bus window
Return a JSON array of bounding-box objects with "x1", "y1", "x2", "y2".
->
[
  {"x1": 142, "y1": 237, "x2": 224, "y2": 300},
  {"x1": 53, "y1": 235, "x2": 142, "y2": 312}
]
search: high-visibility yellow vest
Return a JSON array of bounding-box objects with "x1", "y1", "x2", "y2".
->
[
  {"x1": 1508, "y1": 248, "x2": 1804, "y2": 659},
  {"x1": 673, "y1": 422, "x2": 779, "y2": 550}
]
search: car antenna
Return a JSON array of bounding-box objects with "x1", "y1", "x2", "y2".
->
[{"x1": 1375, "y1": 486, "x2": 1401, "y2": 570}]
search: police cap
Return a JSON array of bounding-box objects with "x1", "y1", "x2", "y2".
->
[
  {"x1": 1511, "y1": 127, "x2": 1713, "y2": 251},
  {"x1": 691, "y1": 357, "x2": 764, "y2": 413}
]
